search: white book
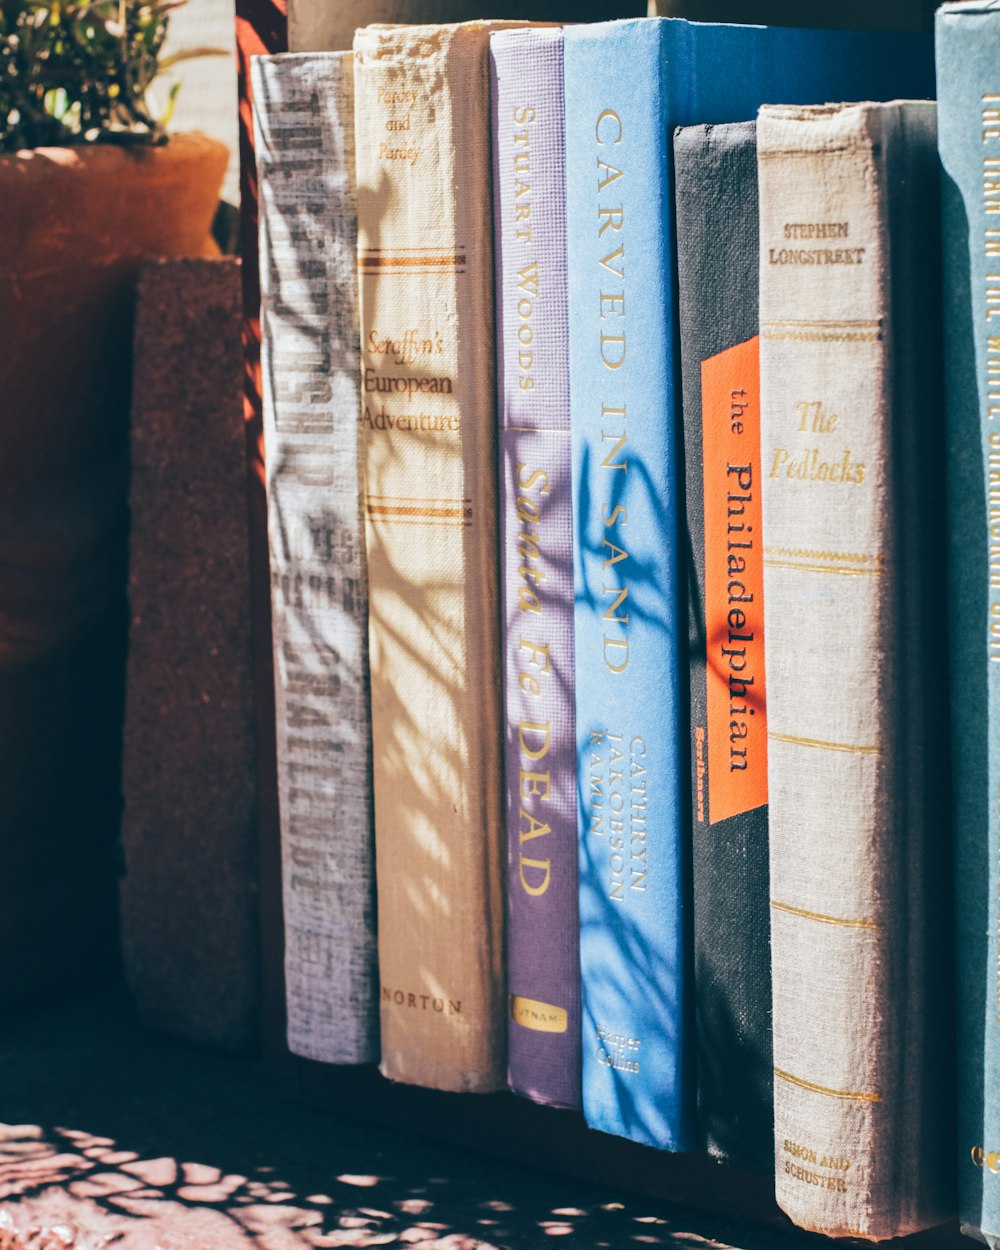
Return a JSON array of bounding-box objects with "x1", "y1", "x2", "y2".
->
[{"x1": 253, "y1": 50, "x2": 378, "y2": 1065}]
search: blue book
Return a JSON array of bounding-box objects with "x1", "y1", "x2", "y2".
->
[
  {"x1": 938, "y1": 7, "x2": 1000, "y2": 1246},
  {"x1": 563, "y1": 16, "x2": 934, "y2": 1150}
]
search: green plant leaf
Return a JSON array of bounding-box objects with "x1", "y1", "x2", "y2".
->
[{"x1": 0, "y1": 0, "x2": 216, "y2": 151}]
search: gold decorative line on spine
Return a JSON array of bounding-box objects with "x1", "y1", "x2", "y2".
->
[
  {"x1": 367, "y1": 503, "x2": 472, "y2": 520},
  {"x1": 760, "y1": 319, "x2": 881, "y2": 328},
  {"x1": 764, "y1": 559, "x2": 883, "y2": 578},
  {"x1": 507, "y1": 425, "x2": 562, "y2": 433},
  {"x1": 763, "y1": 546, "x2": 882, "y2": 564},
  {"x1": 761, "y1": 330, "x2": 880, "y2": 343},
  {"x1": 358, "y1": 255, "x2": 467, "y2": 269},
  {"x1": 774, "y1": 1067, "x2": 882, "y2": 1103},
  {"x1": 770, "y1": 899, "x2": 879, "y2": 929},
  {"x1": 768, "y1": 731, "x2": 881, "y2": 755},
  {"x1": 367, "y1": 516, "x2": 471, "y2": 527},
  {"x1": 359, "y1": 271, "x2": 468, "y2": 277}
]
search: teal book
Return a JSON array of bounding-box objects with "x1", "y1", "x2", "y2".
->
[
  {"x1": 938, "y1": 7, "x2": 1000, "y2": 1246},
  {"x1": 563, "y1": 16, "x2": 933, "y2": 1150}
]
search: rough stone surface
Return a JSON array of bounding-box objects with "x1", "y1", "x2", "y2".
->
[{"x1": 121, "y1": 257, "x2": 258, "y2": 1050}]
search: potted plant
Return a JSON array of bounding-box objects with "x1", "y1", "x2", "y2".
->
[{"x1": 0, "y1": 1, "x2": 228, "y2": 1002}]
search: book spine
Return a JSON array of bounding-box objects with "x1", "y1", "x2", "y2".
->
[
  {"x1": 234, "y1": 0, "x2": 288, "y2": 1058},
  {"x1": 561, "y1": 10, "x2": 935, "y2": 1154},
  {"x1": 253, "y1": 52, "x2": 379, "y2": 1066},
  {"x1": 937, "y1": 8, "x2": 1000, "y2": 1246},
  {"x1": 564, "y1": 20, "x2": 693, "y2": 1150},
  {"x1": 490, "y1": 27, "x2": 581, "y2": 1112},
  {"x1": 758, "y1": 101, "x2": 951, "y2": 1238},
  {"x1": 674, "y1": 120, "x2": 772, "y2": 1171},
  {"x1": 353, "y1": 21, "x2": 507, "y2": 1093}
]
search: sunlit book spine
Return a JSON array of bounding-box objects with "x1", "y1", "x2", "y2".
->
[
  {"x1": 491, "y1": 25, "x2": 581, "y2": 1111},
  {"x1": 254, "y1": 51, "x2": 379, "y2": 1065},
  {"x1": 758, "y1": 100, "x2": 951, "y2": 1238},
  {"x1": 353, "y1": 21, "x2": 516, "y2": 1092}
]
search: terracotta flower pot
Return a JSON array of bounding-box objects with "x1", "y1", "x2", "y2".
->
[{"x1": 0, "y1": 132, "x2": 228, "y2": 1002}]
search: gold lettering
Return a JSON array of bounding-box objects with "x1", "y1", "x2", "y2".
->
[{"x1": 518, "y1": 720, "x2": 550, "y2": 761}]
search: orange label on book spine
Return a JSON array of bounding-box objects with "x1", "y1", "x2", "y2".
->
[{"x1": 701, "y1": 336, "x2": 767, "y2": 824}]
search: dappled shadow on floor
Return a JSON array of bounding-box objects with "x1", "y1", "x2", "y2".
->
[
  {"x1": 0, "y1": 993, "x2": 822, "y2": 1250},
  {"x1": 0, "y1": 1119, "x2": 739, "y2": 1250}
]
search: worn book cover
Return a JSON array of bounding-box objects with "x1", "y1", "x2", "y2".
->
[
  {"x1": 758, "y1": 101, "x2": 952, "y2": 1238},
  {"x1": 254, "y1": 51, "x2": 379, "y2": 1066},
  {"x1": 353, "y1": 21, "x2": 520, "y2": 1093}
]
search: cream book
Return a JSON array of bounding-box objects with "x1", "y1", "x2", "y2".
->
[
  {"x1": 353, "y1": 20, "x2": 519, "y2": 1092},
  {"x1": 758, "y1": 100, "x2": 951, "y2": 1239}
]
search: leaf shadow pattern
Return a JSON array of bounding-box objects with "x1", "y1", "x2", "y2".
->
[
  {"x1": 349, "y1": 27, "x2": 507, "y2": 1091},
  {"x1": 574, "y1": 432, "x2": 692, "y2": 1146},
  {"x1": 0, "y1": 997, "x2": 838, "y2": 1250}
]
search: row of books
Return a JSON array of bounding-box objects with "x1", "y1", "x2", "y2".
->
[{"x1": 249, "y1": 7, "x2": 997, "y2": 1245}]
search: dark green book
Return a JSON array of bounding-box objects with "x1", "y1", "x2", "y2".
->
[{"x1": 674, "y1": 121, "x2": 771, "y2": 1172}]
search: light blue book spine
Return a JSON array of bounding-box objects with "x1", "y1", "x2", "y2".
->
[
  {"x1": 565, "y1": 18, "x2": 692, "y2": 1151},
  {"x1": 938, "y1": 7, "x2": 1000, "y2": 1246},
  {"x1": 564, "y1": 15, "x2": 934, "y2": 1150}
]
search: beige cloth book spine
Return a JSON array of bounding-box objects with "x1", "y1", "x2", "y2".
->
[
  {"x1": 353, "y1": 20, "x2": 514, "y2": 1092},
  {"x1": 758, "y1": 101, "x2": 951, "y2": 1239}
]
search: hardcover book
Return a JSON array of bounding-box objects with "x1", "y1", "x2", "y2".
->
[
  {"x1": 937, "y1": 7, "x2": 1000, "y2": 1246},
  {"x1": 253, "y1": 51, "x2": 379, "y2": 1066},
  {"x1": 490, "y1": 25, "x2": 581, "y2": 1111},
  {"x1": 563, "y1": 14, "x2": 933, "y2": 1152},
  {"x1": 235, "y1": 0, "x2": 288, "y2": 1056},
  {"x1": 758, "y1": 100, "x2": 951, "y2": 1238},
  {"x1": 674, "y1": 120, "x2": 771, "y2": 1171},
  {"x1": 353, "y1": 20, "x2": 519, "y2": 1093}
]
